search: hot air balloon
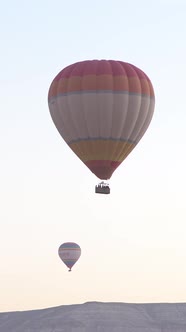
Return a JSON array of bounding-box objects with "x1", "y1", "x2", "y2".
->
[
  {"x1": 48, "y1": 60, "x2": 155, "y2": 194},
  {"x1": 58, "y1": 242, "x2": 81, "y2": 271}
]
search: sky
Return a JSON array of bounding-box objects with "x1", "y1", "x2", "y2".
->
[{"x1": 0, "y1": 0, "x2": 186, "y2": 312}]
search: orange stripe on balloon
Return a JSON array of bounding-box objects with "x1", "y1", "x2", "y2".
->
[
  {"x1": 48, "y1": 75, "x2": 154, "y2": 98},
  {"x1": 69, "y1": 140, "x2": 135, "y2": 163}
]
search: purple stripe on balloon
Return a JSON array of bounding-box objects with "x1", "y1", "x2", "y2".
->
[{"x1": 54, "y1": 60, "x2": 151, "y2": 81}]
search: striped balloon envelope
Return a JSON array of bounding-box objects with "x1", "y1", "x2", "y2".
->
[
  {"x1": 48, "y1": 60, "x2": 155, "y2": 180},
  {"x1": 58, "y1": 242, "x2": 81, "y2": 271}
]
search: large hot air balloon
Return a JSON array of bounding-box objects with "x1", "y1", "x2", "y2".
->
[
  {"x1": 48, "y1": 60, "x2": 155, "y2": 194},
  {"x1": 58, "y1": 242, "x2": 81, "y2": 271}
]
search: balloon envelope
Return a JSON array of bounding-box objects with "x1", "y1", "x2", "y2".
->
[
  {"x1": 48, "y1": 60, "x2": 155, "y2": 180},
  {"x1": 58, "y1": 242, "x2": 81, "y2": 271}
]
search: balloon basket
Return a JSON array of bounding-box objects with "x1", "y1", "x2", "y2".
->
[{"x1": 95, "y1": 182, "x2": 110, "y2": 194}]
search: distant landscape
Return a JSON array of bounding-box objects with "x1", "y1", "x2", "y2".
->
[{"x1": 1, "y1": 301, "x2": 186, "y2": 331}]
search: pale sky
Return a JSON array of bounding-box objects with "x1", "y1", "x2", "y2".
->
[{"x1": 1, "y1": 0, "x2": 186, "y2": 312}]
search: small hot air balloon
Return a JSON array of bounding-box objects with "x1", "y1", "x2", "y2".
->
[
  {"x1": 48, "y1": 60, "x2": 155, "y2": 194},
  {"x1": 58, "y1": 242, "x2": 81, "y2": 271}
]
